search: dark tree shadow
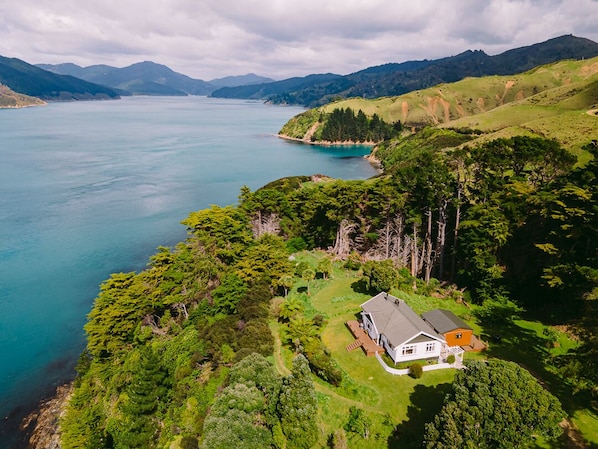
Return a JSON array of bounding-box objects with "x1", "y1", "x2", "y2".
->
[
  {"x1": 351, "y1": 278, "x2": 368, "y2": 294},
  {"x1": 387, "y1": 383, "x2": 452, "y2": 449},
  {"x1": 478, "y1": 317, "x2": 598, "y2": 448},
  {"x1": 480, "y1": 318, "x2": 596, "y2": 415}
]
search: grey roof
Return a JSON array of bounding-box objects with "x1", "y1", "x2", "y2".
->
[
  {"x1": 422, "y1": 309, "x2": 472, "y2": 334},
  {"x1": 361, "y1": 292, "x2": 444, "y2": 347},
  {"x1": 406, "y1": 334, "x2": 438, "y2": 344}
]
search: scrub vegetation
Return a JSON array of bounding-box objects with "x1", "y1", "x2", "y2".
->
[{"x1": 60, "y1": 58, "x2": 598, "y2": 448}]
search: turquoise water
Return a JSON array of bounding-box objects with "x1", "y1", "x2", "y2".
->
[{"x1": 0, "y1": 96, "x2": 376, "y2": 445}]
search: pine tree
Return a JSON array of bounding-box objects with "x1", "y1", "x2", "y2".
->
[
  {"x1": 111, "y1": 347, "x2": 168, "y2": 448},
  {"x1": 277, "y1": 355, "x2": 318, "y2": 449}
]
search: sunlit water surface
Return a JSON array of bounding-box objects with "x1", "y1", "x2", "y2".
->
[{"x1": 0, "y1": 96, "x2": 377, "y2": 447}]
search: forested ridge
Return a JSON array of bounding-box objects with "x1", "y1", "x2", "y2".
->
[
  {"x1": 58, "y1": 56, "x2": 598, "y2": 447},
  {"x1": 211, "y1": 35, "x2": 598, "y2": 107}
]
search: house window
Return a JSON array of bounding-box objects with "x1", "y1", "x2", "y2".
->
[
  {"x1": 402, "y1": 345, "x2": 416, "y2": 355},
  {"x1": 455, "y1": 333, "x2": 462, "y2": 339},
  {"x1": 425, "y1": 342, "x2": 436, "y2": 353}
]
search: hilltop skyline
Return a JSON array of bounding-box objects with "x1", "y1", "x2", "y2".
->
[{"x1": 1, "y1": 0, "x2": 597, "y2": 80}]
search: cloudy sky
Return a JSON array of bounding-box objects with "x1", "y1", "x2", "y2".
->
[{"x1": 1, "y1": 0, "x2": 597, "y2": 81}]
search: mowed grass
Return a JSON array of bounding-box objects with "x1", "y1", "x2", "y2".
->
[
  {"x1": 278, "y1": 265, "x2": 459, "y2": 448},
  {"x1": 309, "y1": 276, "x2": 457, "y2": 448}
]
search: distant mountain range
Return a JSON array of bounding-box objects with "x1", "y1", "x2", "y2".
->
[
  {"x1": 208, "y1": 73, "x2": 275, "y2": 88},
  {"x1": 0, "y1": 57, "x2": 273, "y2": 103},
  {"x1": 211, "y1": 35, "x2": 598, "y2": 107},
  {"x1": 37, "y1": 61, "x2": 213, "y2": 96},
  {"x1": 1, "y1": 34, "x2": 597, "y2": 105},
  {"x1": 36, "y1": 62, "x2": 274, "y2": 96}
]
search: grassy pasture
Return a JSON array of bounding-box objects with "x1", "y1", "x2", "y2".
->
[{"x1": 281, "y1": 57, "x2": 598, "y2": 163}]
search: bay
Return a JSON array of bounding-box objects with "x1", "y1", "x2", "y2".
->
[{"x1": 0, "y1": 96, "x2": 377, "y2": 446}]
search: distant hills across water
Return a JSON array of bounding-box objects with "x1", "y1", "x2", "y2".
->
[
  {"x1": 36, "y1": 62, "x2": 274, "y2": 97},
  {"x1": 1, "y1": 34, "x2": 597, "y2": 106}
]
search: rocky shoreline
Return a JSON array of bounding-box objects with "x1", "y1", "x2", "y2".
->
[
  {"x1": 277, "y1": 133, "x2": 377, "y2": 147},
  {"x1": 18, "y1": 383, "x2": 73, "y2": 449},
  {"x1": 277, "y1": 133, "x2": 383, "y2": 173}
]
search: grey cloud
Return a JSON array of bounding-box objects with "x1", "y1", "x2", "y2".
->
[{"x1": 0, "y1": 0, "x2": 596, "y2": 80}]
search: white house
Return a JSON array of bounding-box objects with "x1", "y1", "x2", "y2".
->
[{"x1": 360, "y1": 292, "x2": 446, "y2": 364}]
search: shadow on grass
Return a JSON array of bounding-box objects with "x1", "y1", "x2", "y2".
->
[
  {"x1": 387, "y1": 383, "x2": 452, "y2": 449},
  {"x1": 481, "y1": 319, "x2": 594, "y2": 414},
  {"x1": 481, "y1": 318, "x2": 598, "y2": 448}
]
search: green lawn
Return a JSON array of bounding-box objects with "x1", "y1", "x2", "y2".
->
[
  {"x1": 274, "y1": 256, "x2": 598, "y2": 448},
  {"x1": 286, "y1": 271, "x2": 457, "y2": 448}
]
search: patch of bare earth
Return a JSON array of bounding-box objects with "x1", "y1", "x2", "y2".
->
[
  {"x1": 580, "y1": 62, "x2": 598, "y2": 77},
  {"x1": 401, "y1": 101, "x2": 409, "y2": 123},
  {"x1": 495, "y1": 80, "x2": 517, "y2": 105},
  {"x1": 419, "y1": 96, "x2": 452, "y2": 124},
  {"x1": 561, "y1": 419, "x2": 589, "y2": 449},
  {"x1": 439, "y1": 97, "x2": 451, "y2": 122},
  {"x1": 303, "y1": 121, "x2": 320, "y2": 141},
  {"x1": 476, "y1": 97, "x2": 486, "y2": 113}
]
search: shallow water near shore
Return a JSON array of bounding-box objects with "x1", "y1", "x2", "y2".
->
[{"x1": 0, "y1": 96, "x2": 377, "y2": 447}]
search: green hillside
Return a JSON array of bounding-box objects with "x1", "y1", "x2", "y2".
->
[
  {"x1": 280, "y1": 56, "x2": 598, "y2": 158},
  {"x1": 214, "y1": 35, "x2": 598, "y2": 107},
  {"x1": 0, "y1": 55, "x2": 120, "y2": 101}
]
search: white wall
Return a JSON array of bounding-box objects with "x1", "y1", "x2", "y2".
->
[
  {"x1": 386, "y1": 339, "x2": 442, "y2": 364},
  {"x1": 362, "y1": 313, "x2": 378, "y2": 342}
]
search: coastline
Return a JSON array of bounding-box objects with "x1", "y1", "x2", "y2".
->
[
  {"x1": 0, "y1": 85, "x2": 46, "y2": 109},
  {"x1": 277, "y1": 133, "x2": 377, "y2": 147},
  {"x1": 17, "y1": 383, "x2": 73, "y2": 449},
  {"x1": 277, "y1": 133, "x2": 383, "y2": 173},
  {"x1": 365, "y1": 151, "x2": 383, "y2": 173},
  {"x1": 0, "y1": 103, "x2": 46, "y2": 109}
]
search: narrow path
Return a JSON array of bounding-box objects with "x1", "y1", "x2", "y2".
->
[
  {"x1": 269, "y1": 317, "x2": 381, "y2": 414},
  {"x1": 269, "y1": 320, "x2": 290, "y2": 376}
]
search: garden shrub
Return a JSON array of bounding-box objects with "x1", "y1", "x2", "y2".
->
[{"x1": 409, "y1": 362, "x2": 423, "y2": 379}]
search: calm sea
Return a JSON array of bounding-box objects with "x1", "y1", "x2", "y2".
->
[{"x1": 0, "y1": 96, "x2": 376, "y2": 446}]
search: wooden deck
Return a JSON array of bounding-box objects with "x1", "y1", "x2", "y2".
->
[
  {"x1": 345, "y1": 320, "x2": 384, "y2": 357},
  {"x1": 461, "y1": 334, "x2": 487, "y2": 352}
]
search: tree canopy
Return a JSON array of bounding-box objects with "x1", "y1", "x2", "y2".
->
[{"x1": 423, "y1": 360, "x2": 566, "y2": 449}]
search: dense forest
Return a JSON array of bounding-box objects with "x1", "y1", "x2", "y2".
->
[
  {"x1": 58, "y1": 114, "x2": 598, "y2": 447},
  {"x1": 311, "y1": 107, "x2": 401, "y2": 143}
]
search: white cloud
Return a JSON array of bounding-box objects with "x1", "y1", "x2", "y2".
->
[{"x1": 0, "y1": 0, "x2": 596, "y2": 80}]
